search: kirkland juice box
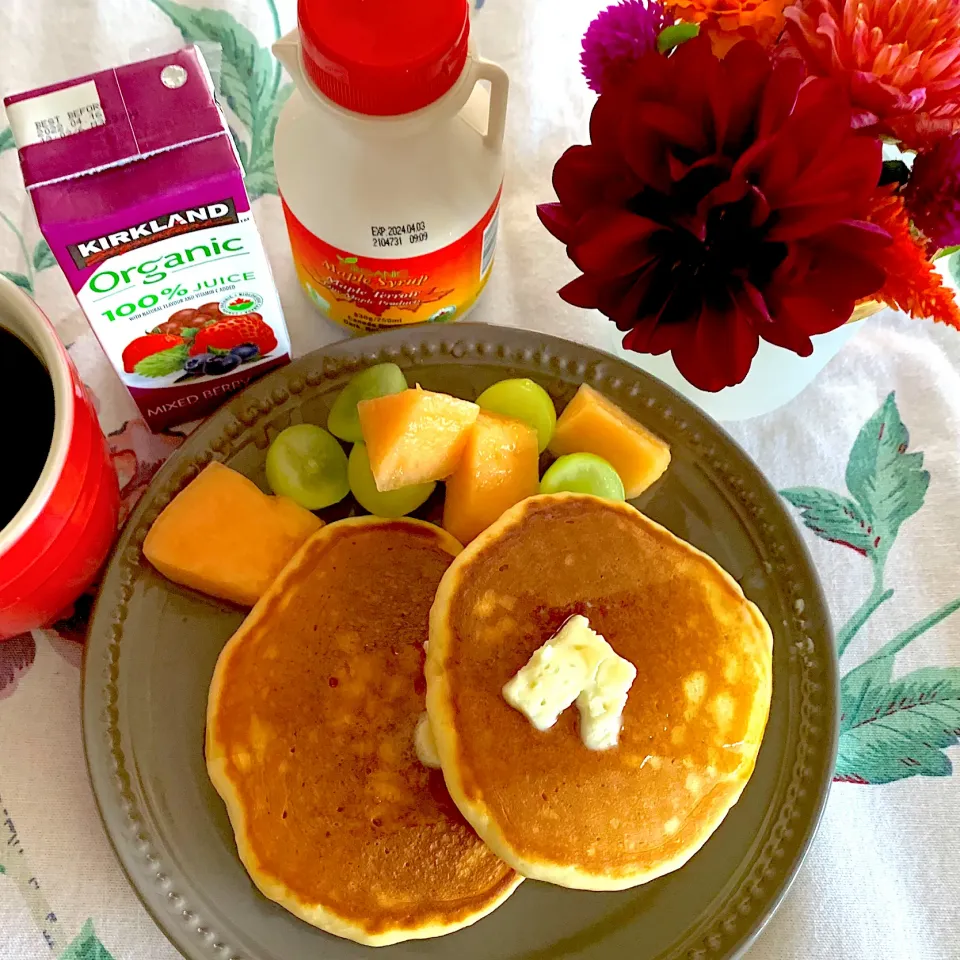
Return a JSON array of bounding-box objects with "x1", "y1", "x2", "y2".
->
[{"x1": 4, "y1": 46, "x2": 291, "y2": 431}]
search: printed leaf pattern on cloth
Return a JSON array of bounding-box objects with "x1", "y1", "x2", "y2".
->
[
  {"x1": 109, "y1": 418, "x2": 186, "y2": 525},
  {"x1": 1, "y1": 269, "x2": 32, "y2": 291},
  {"x1": 49, "y1": 595, "x2": 99, "y2": 648},
  {"x1": 33, "y1": 238, "x2": 56, "y2": 272},
  {"x1": 2, "y1": 783, "x2": 117, "y2": 955},
  {"x1": 782, "y1": 393, "x2": 960, "y2": 785},
  {"x1": 149, "y1": 0, "x2": 288, "y2": 198},
  {"x1": 844, "y1": 393, "x2": 929, "y2": 560},
  {"x1": 59, "y1": 919, "x2": 116, "y2": 960},
  {"x1": 0, "y1": 785, "x2": 64, "y2": 949},
  {"x1": 0, "y1": 213, "x2": 58, "y2": 297},
  {"x1": 781, "y1": 393, "x2": 929, "y2": 562},
  {"x1": 0, "y1": 126, "x2": 14, "y2": 154},
  {"x1": 0, "y1": 635, "x2": 36, "y2": 699},
  {"x1": 838, "y1": 661, "x2": 960, "y2": 783},
  {"x1": 243, "y1": 81, "x2": 294, "y2": 198},
  {"x1": 779, "y1": 487, "x2": 875, "y2": 555}
]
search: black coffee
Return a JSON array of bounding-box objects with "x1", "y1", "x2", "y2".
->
[{"x1": 0, "y1": 327, "x2": 55, "y2": 531}]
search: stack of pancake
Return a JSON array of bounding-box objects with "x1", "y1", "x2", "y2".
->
[{"x1": 206, "y1": 495, "x2": 773, "y2": 945}]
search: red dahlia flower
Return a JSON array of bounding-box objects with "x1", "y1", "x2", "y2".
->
[
  {"x1": 537, "y1": 37, "x2": 889, "y2": 391},
  {"x1": 904, "y1": 136, "x2": 960, "y2": 248},
  {"x1": 783, "y1": 0, "x2": 960, "y2": 148}
]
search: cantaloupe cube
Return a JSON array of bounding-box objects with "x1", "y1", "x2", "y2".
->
[
  {"x1": 357, "y1": 387, "x2": 480, "y2": 492},
  {"x1": 143, "y1": 461, "x2": 322, "y2": 606},
  {"x1": 443, "y1": 412, "x2": 540, "y2": 544},
  {"x1": 549, "y1": 384, "x2": 670, "y2": 498}
]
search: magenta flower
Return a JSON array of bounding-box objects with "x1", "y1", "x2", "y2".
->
[
  {"x1": 905, "y1": 137, "x2": 960, "y2": 250},
  {"x1": 581, "y1": 0, "x2": 668, "y2": 94}
]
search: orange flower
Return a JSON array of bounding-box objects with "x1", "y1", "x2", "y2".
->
[
  {"x1": 865, "y1": 187, "x2": 960, "y2": 328},
  {"x1": 784, "y1": 0, "x2": 960, "y2": 147},
  {"x1": 667, "y1": 0, "x2": 787, "y2": 55}
]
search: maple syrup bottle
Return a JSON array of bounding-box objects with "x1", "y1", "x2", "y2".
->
[{"x1": 273, "y1": 0, "x2": 508, "y2": 333}]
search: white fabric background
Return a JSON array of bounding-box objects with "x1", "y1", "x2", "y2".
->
[{"x1": 1, "y1": 1, "x2": 958, "y2": 958}]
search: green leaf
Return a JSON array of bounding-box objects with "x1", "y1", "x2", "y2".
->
[
  {"x1": 149, "y1": 1, "x2": 274, "y2": 131},
  {"x1": 837, "y1": 658, "x2": 960, "y2": 784},
  {"x1": 780, "y1": 486, "x2": 876, "y2": 555},
  {"x1": 1, "y1": 270, "x2": 32, "y2": 294},
  {"x1": 243, "y1": 168, "x2": 280, "y2": 201},
  {"x1": 133, "y1": 343, "x2": 189, "y2": 377},
  {"x1": 244, "y1": 83, "x2": 294, "y2": 199},
  {"x1": 32, "y1": 239, "x2": 56, "y2": 272},
  {"x1": 59, "y1": 919, "x2": 116, "y2": 960},
  {"x1": 230, "y1": 125, "x2": 249, "y2": 172},
  {"x1": 260, "y1": 81, "x2": 293, "y2": 154},
  {"x1": 0, "y1": 126, "x2": 14, "y2": 155},
  {"x1": 845, "y1": 392, "x2": 928, "y2": 558},
  {"x1": 150, "y1": 1, "x2": 288, "y2": 199},
  {"x1": 657, "y1": 22, "x2": 700, "y2": 53}
]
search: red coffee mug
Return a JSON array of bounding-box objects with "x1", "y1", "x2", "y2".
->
[{"x1": 0, "y1": 276, "x2": 119, "y2": 640}]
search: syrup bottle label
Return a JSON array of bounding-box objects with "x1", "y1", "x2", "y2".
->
[{"x1": 282, "y1": 188, "x2": 501, "y2": 332}]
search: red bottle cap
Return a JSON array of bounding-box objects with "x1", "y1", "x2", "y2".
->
[{"x1": 298, "y1": 0, "x2": 470, "y2": 117}]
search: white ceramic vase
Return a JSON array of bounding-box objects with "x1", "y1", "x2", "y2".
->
[{"x1": 621, "y1": 321, "x2": 863, "y2": 422}]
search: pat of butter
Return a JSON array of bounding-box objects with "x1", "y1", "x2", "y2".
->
[
  {"x1": 576, "y1": 654, "x2": 637, "y2": 750},
  {"x1": 502, "y1": 615, "x2": 636, "y2": 749},
  {"x1": 502, "y1": 616, "x2": 608, "y2": 731},
  {"x1": 414, "y1": 712, "x2": 441, "y2": 769}
]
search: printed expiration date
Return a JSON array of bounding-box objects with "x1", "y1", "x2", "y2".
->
[
  {"x1": 34, "y1": 102, "x2": 105, "y2": 142},
  {"x1": 371, "y1": 222, "x2": 428, "y2": 248}
]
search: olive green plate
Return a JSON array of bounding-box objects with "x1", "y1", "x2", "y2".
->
[{"x1": 82, "y1": 323, "x2": 837, "y2": 960}]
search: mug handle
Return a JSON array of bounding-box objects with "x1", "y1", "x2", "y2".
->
[{"x1": 473, "y1": 58, "x2": 509, "y2": 152}]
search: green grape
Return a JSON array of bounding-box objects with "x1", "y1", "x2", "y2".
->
[
  {"x1": 328, "y1": 363, "x2": 408, "y2": 443},
  {"x1": 266, "y1": 424, "x2": 349, "y2": 510},
  {"x1": 540, "y1": 453, "x2": 625, "y2": 501},
  {"x1": 476, "y1": 378, "x2": 556, "y2": 453},
  {"x1": 348, "y1": 443, "x2": 435, "y2": 518}
]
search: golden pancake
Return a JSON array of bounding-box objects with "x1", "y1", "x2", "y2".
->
[
  {"x1": 207, "y1": 517, "x2": 521, "y2": 946},
  {"x1": 427, "y1": 494, "x2": 773, "y2": 891}
]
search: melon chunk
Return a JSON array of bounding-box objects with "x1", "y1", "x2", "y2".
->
[
  {"x1": 549, "y1": 384, "x2": 670, "y2": 498},
  {"x1": 443, "y1": 411, "x2": 540, "y2": 544},
  {"x1": 143, "y1": 461, "x2": 322, "y2": 606},
  {"x1": 357, "y1": 387, "x2": 480, "y2": 492}
]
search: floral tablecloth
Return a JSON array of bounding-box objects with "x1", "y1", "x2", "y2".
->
[{"x1": 2, "y1": 1, "x2": 959, "y2": 958}]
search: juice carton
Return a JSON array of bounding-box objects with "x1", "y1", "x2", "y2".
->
[{"x1": 4, "y1": 46, "x2": 291, "y2": 431}]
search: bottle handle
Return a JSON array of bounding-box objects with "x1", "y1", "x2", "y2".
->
[
  {"x1": 272, "y1": 31, "x2": 307, "y2": 93},
  {"x1": 473, "y1": 58, "x2": 509, "y2": 152}
]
